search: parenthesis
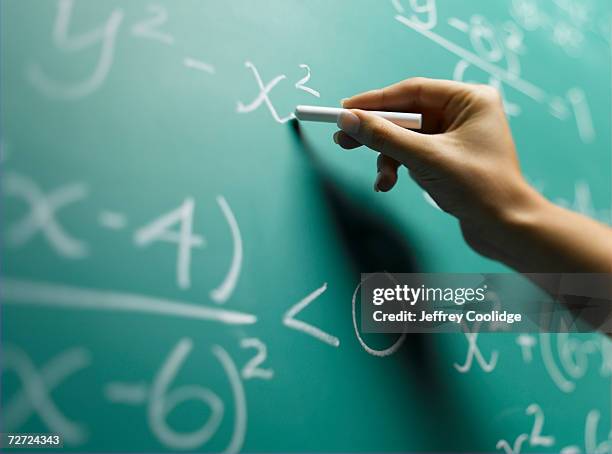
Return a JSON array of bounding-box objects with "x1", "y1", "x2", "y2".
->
[{"x1": 211, "y1": 345, "x2": 247, "y2": 454}]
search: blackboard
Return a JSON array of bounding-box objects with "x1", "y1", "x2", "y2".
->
[{"x1": 2, "y1": 0, "x2": 612, "y2": 452}]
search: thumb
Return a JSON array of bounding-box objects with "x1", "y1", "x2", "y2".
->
[{"x1": 338, "y1": 109, "x2": 434, "y2": 167}]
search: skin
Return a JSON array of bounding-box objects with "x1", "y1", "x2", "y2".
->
[{"x1": 334, "y1": 77, "x2": 612, "y2": 273}]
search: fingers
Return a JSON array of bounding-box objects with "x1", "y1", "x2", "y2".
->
[
  {"x1": 342, "y1": 77, "x2": 471, "y2": 115},
  {"x1": 375, "y1": 154, "x2": 400, "y2": 192},
  {"x1": 337, "y1": 108, "x2": 434, "y2": 167},
  {"x1": 332, "y1": 129, "x2": 401, "y2": 192},
  {"x1": 333, "y1": 131, "x2": 362, "y2": 149}
]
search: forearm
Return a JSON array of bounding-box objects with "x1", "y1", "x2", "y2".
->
[{"x1": 498, "y1": 187, "x2": 612, "y2": 273}]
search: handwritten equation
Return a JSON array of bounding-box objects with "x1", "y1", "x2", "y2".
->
[
  {"x1": 26, "y1": 0, "x2": 320, "y2": 125},
  {"x1": 3, "y1": 1, "x2": 612, "y2": 452},
  {"x1": 392, "y1": 0, "x2": 598, "y2": 143},
  {"x1": 25, "y1": 0, "x2": 601, "y2": 142}
]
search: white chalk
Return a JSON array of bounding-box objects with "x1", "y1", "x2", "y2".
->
[{"x1": 294, "y1": 105, "x2": 422, "y2": 129}]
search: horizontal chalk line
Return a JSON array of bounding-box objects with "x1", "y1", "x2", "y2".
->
[
  {"x1": 1, "y1": 278, "x2": 256, "y2": 325},
  {"x1": 183, "y1": 57, "x2": 215, "y2": 74}
]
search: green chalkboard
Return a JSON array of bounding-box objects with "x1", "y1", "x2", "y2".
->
[{"x1": 2, "y1": 0, "x2": 612, "y2": 452}]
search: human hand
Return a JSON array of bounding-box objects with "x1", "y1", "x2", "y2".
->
[{"x1": 335, "y1": 77, "x2": 543, "y2": 263}]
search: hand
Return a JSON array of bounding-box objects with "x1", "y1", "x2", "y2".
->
[
  {"x1": 335, "y1": 77, "x2": 612, "y2": 272},
  {"x1": 335, "y1": 77, "x2": 539, "y2": 263}
]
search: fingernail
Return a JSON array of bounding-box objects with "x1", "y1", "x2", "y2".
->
[
  {"x1": 341, "y1": 98, "x2": 349, "y2": 107},
  {"x1": 374, "y1": 172, "x2": 382, "y2": 192},
  {"x1": 333, "y1": 131, "x2": 340, "y2": 144},
  {"x1": 337, "y1": 110, "x2": 360, "y2": 136}
]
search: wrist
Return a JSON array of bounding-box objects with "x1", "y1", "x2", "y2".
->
[
  {"x1": 496, "y1": 181, "x2": 552, "y2": 234},
  {"x1": 494, "y1": 183, "x2": 612, "y2": 272},
  {"x1": 489, "y1": 181, "x2": 553, "y2": 271}
]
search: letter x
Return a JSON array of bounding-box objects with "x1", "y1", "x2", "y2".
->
[
  {"x1": 2, "y1": 345, "x2": 91, "y2": 444},
  {"x1": 3, "y1": 172, "x2": 88, "y2": 258},
  {"x1": 236, "y1": 61, "x2": 294, "y2": 124},
  {"x1": 454, "y1": 328, "x2": 499, "y2": 373}
]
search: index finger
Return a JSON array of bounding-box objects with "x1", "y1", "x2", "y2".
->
[{"x1": 342, "y1": 77, "x2": 471, "y2": 113}]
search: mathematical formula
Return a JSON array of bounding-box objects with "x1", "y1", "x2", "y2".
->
[{"x1": 2, "y1": 1, "x2": 612, "y2": 452}]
